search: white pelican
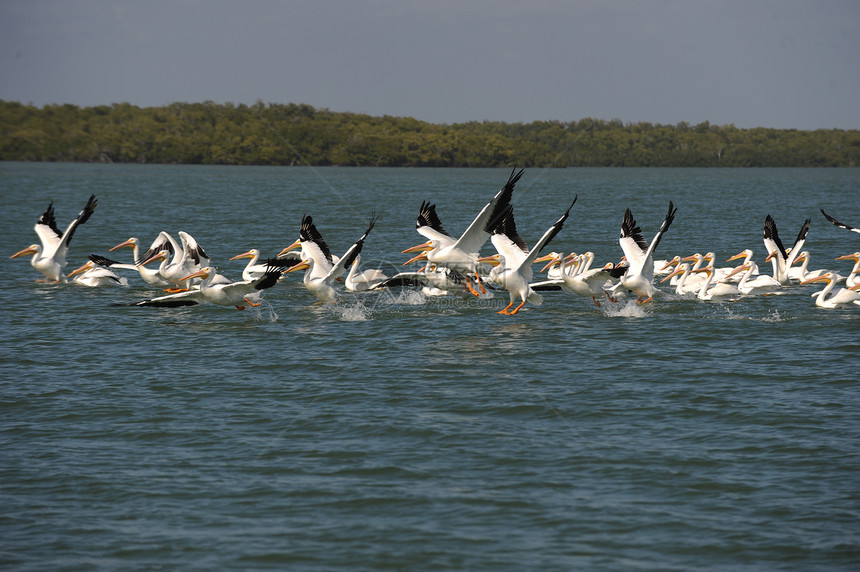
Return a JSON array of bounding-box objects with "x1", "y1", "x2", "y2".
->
[
  {"x1": 105, "y1": 236, "x2": 175, "y2": 288},
  {"x1": 67, "y1": 260, "x2": 128, "y2": 287},
  {"x1": 10, "y1": 195, "x2": 98, "y2": 282},
  {"x1": 560, "y1": 254, "x2": 622, "y2": 307},
  {"x1": 660, "y1": 262, "x2": 696, "y2": 295},
  {"x1": 721, "y1": 262, "x2": 780, "y2": 295},
  {"x1": 229, "y1": 249, "x2": 296, "y2": 281},
  {"x1": 787, "y1": 251, "x2": 839, "y2": 283},
  {"x1": 140, "y1": 231, "x2": 210, "y2": 291},
  {"x1": 689, "y1": 267, "x2": 739, "y2": 300},
  {"x1": 800, "y1": 272, "x2": 860, "y2": 308},
  {"x1": 820, "y1": 209, "x2": 860, "y2": 235},
  {"x1": 835, "y1": 253, "x2": 860, "y2": 288},
  {"x1": 763, "y1": 215, "x2": 810, "y2": 284},
  {"x1": 724, "y1": 249, "x2": 759, "y2": 283},
  {"x1": 372, "y1": 262, "x2": 474, "y2": 297},
  {"x1": 402, "y1": 167, "x2": 522, "y2": 296},
  {"x1": 344, "y1": 253, "x2": 388, "y2": 291},
  {"x1": 177, "y1": 265, "x2": 282, "y2": 310},
  {"x1": 479, "y1": 198, "x2": 576, "y2": 315},
  {"x1": 285, "y1": 215, "x2": 377, "y2": 302},
  {"x1": 616, "y1": 201, "x2": 678, "y2": 303}
]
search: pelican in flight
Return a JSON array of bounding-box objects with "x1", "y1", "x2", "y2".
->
[
  {"x1": 285, "y1": 214, "x2": 377, "y2": 302},
  {"x1": 820, "y1": 209, "x2": 860, "y2": 235},
  {"x1": 10, "y1": 195, "x2": 98, "y2": 282},
  {"x1": 402, "y1": 167, "x2": 522, "y2": 296},
  {"x1": 615, "y1": 201, "x2": 678, "y2": 303},
  {"x1": 763, "y1": 215, "x2": 810, "y2": 284},
  {"x1": 479, "y1": 197, "x2": 576, "y2": 315}
]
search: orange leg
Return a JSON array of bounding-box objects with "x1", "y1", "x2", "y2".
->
[
  {"x1": 497, "y1": 301, "x2": 514, "y2": 315},
  {"x1": 637, "y1": 296, "x2": 652, "y2": 304},
  {"x1": 592, "y1": 296, "x2": 601, "y2": 307},
  {"x1": 165, "y1": 287, "x2": 190, "y2": 293},
  {"x1": 507, "y1": 300, "x2": 527, "y2": 315},
  {"x1": 244, "y1": 297, "x2": 262, "y2": 307},
  {"x1": 235, "y1": 305, "x2": 246, "y2": 310},
  {"x1": 464, "y1": 278, "x2": 481, "y2": 297},
  {"x1": 474, "y1": 273, "x2": 487, "y2": 294}
]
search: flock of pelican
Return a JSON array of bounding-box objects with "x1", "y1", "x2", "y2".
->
[{"x1": 10, "y1": 169, "x2": 860, "y2": 313}]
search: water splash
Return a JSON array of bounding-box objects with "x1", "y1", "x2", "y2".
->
[
  {"x1": 602, "y1": 299, "x2": 651, "y2": 318},
  {"x1": 329, "y1": 299, "x2": 371, "y2": 321}
]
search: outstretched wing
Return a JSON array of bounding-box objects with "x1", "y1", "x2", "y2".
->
[
  {"x1": 454, "y1": 167, "x2": 523, "y2": 255},
  {"x1": 821, "y1": 209, "x2": 860, "y2": 235},
  {"x1": 519, "y1": 196, "x2": 577, "y2": 271},
  {"x1": 325, "y1": 215, "x2": 377, "y2": 283}
]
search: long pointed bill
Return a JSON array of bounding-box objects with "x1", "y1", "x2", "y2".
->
[
  {"x1": 726, "y1": 251, "x2": 747, "y2": 262},
  {"x1": 765, "y1": 250, "x2": 777, "y2": 262},
  {"x1": 478, "y1": 255, "x2": 500, "y2": 268},
  {"x1": 836, "y1": 254, "x2": 860, "y2": 262},
  {"x1": 67, "y1": 261, "x2": 93, "y2": 277},
  {"x1": 229, "y1": 250, "x2": 256, "y2": 261},
  {"x1": 278, "y1": 240, "x2": 301, "y2": 258},
  {"x1": 140, "y1": 252, "x2": 167, "y2": 266},
  {"x1": 722, "y1": 263, "x2": 749, "y2": 281},
  {"x1": 110, "y1": 239, "x2": 135, "y2": 252},
  {"x1": 800, "y1": 274, "x2": 830, "y2": 286},
  {"x1": 403, "y1": 251, "x2": 428, "y2": 266},
  {"x1": 180, "y1": 269, "x2": 209, "y2": 282},
  {"x1": 402, "y1": 241, "x2": 432, "y2": 254},
  {"x1": 10, "y1": 246, "x2": 38, "y2": 259},
  {"x1": 285, "y1": 260, "x2": 310, "y2": 273},
  {"x1": 660, "y1": 265, "x2": 686, "y2": 283}
]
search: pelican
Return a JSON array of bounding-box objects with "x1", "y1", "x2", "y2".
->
[
  {"x1": 721, "y1": 262, "x2": 780, "y2": 295},
  {"x1": 800, "y1": 273, "x2": 860, "y2": 308},
  {"x1": 177, "y1": 265, "x2": 282, "y2": 310},
  {"x1": 689, "y1": 267, "x2": 739, "y2": 300},
  {"x1": 66, "y1": 260, "x2": 128, "y2": 287},
  {"x1": 835, "y1": 253, "x2": 860, "y2": 288},
  {"x1": 402, "y1": 167, "x2": 522, "y2": 296},
  {"x1": 229, "y1": 249, "x2": 295, "y2": 281},
  {"x1": 140, "y1": 231, "x2": 210, "y2": 291},
  {"x1": 344, "y1": 253, "x2": 388, "y2": 291},
  {"x1": 10, "y1": 195, "x2": 98, "y2": 282},
  {"x1": 106, "y1": 235, "x2": 176, "y2": 287},
  {"x1": 560, "y1": 253, "x2": 622, "y2": 307},
  {"x1": 616, "y1": 201, "x2": 678, "y2": 303},
  {"x1": 479, "y1": 198, "x2": 575, "y2": 315},
  {"x1": 285, "y1": 215, "x2": 377, "y2": 302},
  {"x1": 660, "y1": 262, "x2": 696, "y2": 295},
  {"x1": 373, "y1": 264, "x2": 472, "y2": 297},
  {"x1": 763, "y1": 215, "x2": 810, "y2": 284},
  {"x1": 820, "y1": 209, "x2": 860, "y2": 235},
  {"x1": 787, "y1": 251, "x2": 839, "y2": 283},
  {"x1": 724, "y1": 249, "x2": 759, "y2": 283}
]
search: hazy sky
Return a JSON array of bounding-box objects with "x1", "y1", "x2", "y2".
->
[{"x1": 1, "y1": 0, "x2": 858, "y2": 130}]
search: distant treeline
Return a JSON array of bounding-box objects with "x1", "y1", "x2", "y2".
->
[{"x1": 1, "y1": 100, "x2": 858, "y2": 167}]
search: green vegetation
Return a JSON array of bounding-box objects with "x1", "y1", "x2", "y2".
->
[{"x1": 1, "y1": 100, "x2": 858, "y2": 167}]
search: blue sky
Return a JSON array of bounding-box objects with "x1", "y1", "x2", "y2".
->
[{"x1": 1, "y1": 0, "x2": 858, "y2": 129}]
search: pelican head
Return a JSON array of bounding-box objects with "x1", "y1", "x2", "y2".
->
[
  {"x1": 180, "y1": 266, "x2": 212, "y2": 282},
  {"x1": 67, "y1": 260, "x2": 95, "y2": 278},
  {"x1": 278, "y1": 239, "x2": 301, "y2": 258},
  {"x1": 230, "y1": 249, "x2": 259, "y2": 261},
  {"x1": 110, "y1": 238, "x2": 138, "y2": 252},
  {"x1": 285, "y1": 260, "x2": 310, "y2": 273},
  {"x1": 10, "y1": 245, "x2": 39, "y2": 259}
]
